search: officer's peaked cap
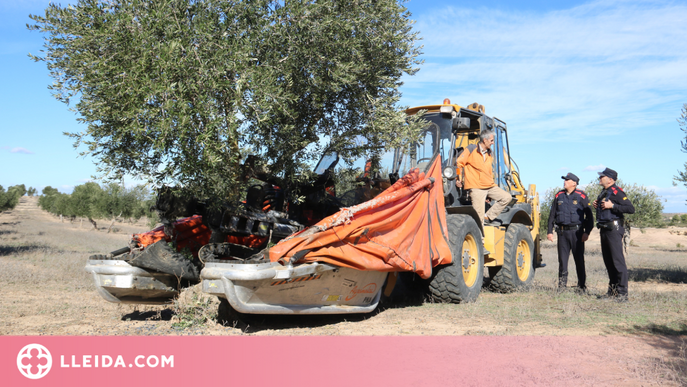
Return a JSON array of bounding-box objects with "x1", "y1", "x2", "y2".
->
[
  {"x1": 561, "y1": 172, "x2": 579, "y2": 183},
  {"x1": 597, "y1": 167, "x2": 618, "y2": 180}
]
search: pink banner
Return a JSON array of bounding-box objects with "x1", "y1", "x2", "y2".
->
[{"x1": 0, "y1": 335, "x2": 643, "y2": 386}]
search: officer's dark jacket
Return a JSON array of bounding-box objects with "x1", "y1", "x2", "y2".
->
[
  {"x1": 547, "y1": 189, "x2": 594, "y2": 234},
  {"x1": 595, "y1": 184, "x2": 635, "y2": 223}
]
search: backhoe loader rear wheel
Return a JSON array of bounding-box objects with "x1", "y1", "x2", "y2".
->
[
  {"x1": 489, "y1": 223, "x2": 535, "y2": 293},
  {"x1": 429, "y1": 214, "x2": 484, "y2": 303}
]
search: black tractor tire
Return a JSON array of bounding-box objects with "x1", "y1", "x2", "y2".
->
[
  {"x1": 428, "y1": 214, "x2": 484, "y2": 303},
  {"x1": 489, "y1": 223, "x2": 535, "y2": 293}
]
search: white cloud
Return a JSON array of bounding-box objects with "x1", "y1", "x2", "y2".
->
[
  {"x1": 10, "y1": 147, "x2": 33, "y2": 154},
  {"x1": 403, "y1": 0, "x2": 687, "y2": 143},
  {"x1": 583, "y1": 164, "x2": 606, "y2": 172}
]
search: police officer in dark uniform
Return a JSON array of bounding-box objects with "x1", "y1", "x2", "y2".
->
[
  {"x1": 593, "y1": 167, "x2": 635, "y2": 302},
  {"x1": 547, "y1": 172, "x2": 594, "y2": 291}
]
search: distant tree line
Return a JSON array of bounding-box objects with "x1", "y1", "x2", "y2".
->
[
  {"x1": 39, "y1": 182, "x2": 157, "y2": 232},
  {"x1": 0, "y1": 184, "x2": 38, "y2": 211},
  {"x1": 669, "y1": 214, "x2": 687, "y2": 225}
]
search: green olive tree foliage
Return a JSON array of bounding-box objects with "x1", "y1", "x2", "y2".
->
[
  {"x1": 53, "y1": 194, "x2": 76, "y2": 220},
  {"x1": 71, "y1": 182, "x2": 105, "y2": 229},
  {"x1": 10, "y1": 184, "x2": 27, "y2": 197},
  {"x1": 0, "y1": 186, "x2": 18, "y2": 211},
  {"x1": 39, "y1": 186, "x2": 59, "y2": 213},
  {"x1": 39, "y1": 186, "x2": 79, "y2": 220},
  {"x1": 28, "y1": 0, "x2": 422, "y2": 202},
  {"x1": 538, "y1": 187, "x2": 557, "y2": 237},
  {"x1": 0, "y1": 184, "x2": 29, "y2": 211}
]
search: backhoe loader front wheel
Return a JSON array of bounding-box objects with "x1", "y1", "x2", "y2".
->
[
  {"x1": 489, "y1": 223, "x2": 535, "y2": 293},
  {"x1": 429, "y1": 214, "x2": 484, "y2": 303}
]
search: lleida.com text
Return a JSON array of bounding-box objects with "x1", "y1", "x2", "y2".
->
[{"x1": 60, "y1": 354, "x2": 174, "y2": 368}]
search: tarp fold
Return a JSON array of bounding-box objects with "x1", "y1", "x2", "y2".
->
[{"x1": 269, "y1": 156, "x2": 452, "y2": 279}]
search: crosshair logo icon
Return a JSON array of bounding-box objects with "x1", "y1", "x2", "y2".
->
[{"x1": 17, "y1": 344, "x2": 52, "y2": 379}]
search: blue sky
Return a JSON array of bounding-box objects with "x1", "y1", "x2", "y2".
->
[{"x1": 2, "y1": 0, "x2": 687, "y2": 212}]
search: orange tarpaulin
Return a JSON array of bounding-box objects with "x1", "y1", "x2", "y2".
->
[
  {"x1": 269, "y1": 156, "x2": 453, "y2": 279},
  {"x1": 133, "y1": 215, "x2": 266, "y2": 256}
]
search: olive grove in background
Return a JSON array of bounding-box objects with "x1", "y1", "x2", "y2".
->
[
  {"x1": 39, "y1": 183, "x2": 156, "y2": 232},
  {"x1": 28, "y1": 0, "x2": 423, "y2": 204}
]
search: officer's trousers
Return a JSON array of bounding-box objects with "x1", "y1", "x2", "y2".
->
[
  {"x1": 556, "y1": 228, "x2": 586, "y2": 288},
  {"x1": 600, "y1": 226, "x2": 628, "y2": 296}
]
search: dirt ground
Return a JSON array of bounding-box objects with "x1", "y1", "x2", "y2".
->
[{"x1": 1, "y1": 197, "x2": 686, "y2": 385}]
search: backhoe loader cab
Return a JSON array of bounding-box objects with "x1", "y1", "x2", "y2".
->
[{"x1": 398, "y1": 101, "x2": 542, "y2": 298}]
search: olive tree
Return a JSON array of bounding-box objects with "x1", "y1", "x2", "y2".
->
[
  {"x1": 52, "y1": 193, "x2": 77, "y2": 221},
  {"x1": 38, "y1": 186, "x2": 60, "y2": 213},
  {"x1": 0, "y1": 186, "x2": 18, "y2": 211},
  {"x1": 28, "y1": 0, "x2": 423, "y2": 203},
  {"x1": 71, "y1": 182, "x2": 104, "y2": 229},
  {"x1": 39, "y1": 186, "x2": 55, "y2": 209},
  {"x1": 0, "y1": 184, "x2": 28, "y2": 211},
  {"x1": 538, "y1": 187, "x2": 557, "y2": 237},
  {"x1": 8, "y1": 184, "x2": 27, "y2": 198}
]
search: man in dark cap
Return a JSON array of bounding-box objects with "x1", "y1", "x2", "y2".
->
[
  {"x1": 593, "y1": 167, "x2": 635, "y2": 302},
  {"x1": 547, "y1": 172, "x2": 594, "y2": 291}
]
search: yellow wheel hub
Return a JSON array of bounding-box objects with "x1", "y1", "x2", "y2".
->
[
  {"x1": 461, "y1": 234, "x2": 479, "y2": 287},
  {"x1": 515, "y1": 239, "x2": 532, "y2": 281}
]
